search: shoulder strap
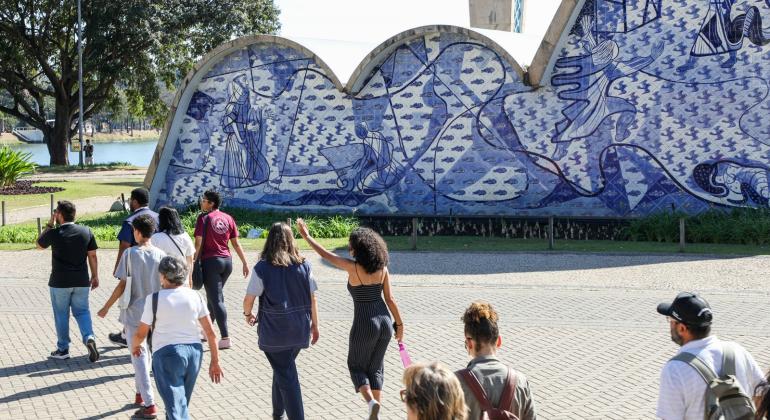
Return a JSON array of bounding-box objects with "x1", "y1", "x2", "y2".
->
[
  {"x1": 671, "y1": 352, "x2": 719, "y2": 384},
  {"x1": 498, "y1": 368, "x2": 518, "y2": 412},
  {"x1": 353, "y1": 263, "x2": 364, "y2": 286},
  {"x1": 457, "y1": 369, "x2": 494, "y2": 412},
  {"x1": 721, "y1": 343, "x2": 737, "y2": 377},
  {"x1": 196, "y1": 215, "x2": 209, "y2": 262},
  {"x1": 151, "y1": 292, "x2": 159, "y2": 331},
  {"x1": 165, "y1": 232, "x2": 184, "y2": 257}
]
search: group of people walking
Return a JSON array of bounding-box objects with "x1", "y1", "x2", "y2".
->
[{"x1": 35, "y1": 187, "x2": 770, "y2": 420}]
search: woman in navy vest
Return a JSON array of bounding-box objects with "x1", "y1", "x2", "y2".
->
[
  {"x1": 297, "y1": 219, "x2": 404, "y2": 420},
  {"x1": 243, "y1": 222, "x2": 320, "y2": 420}
]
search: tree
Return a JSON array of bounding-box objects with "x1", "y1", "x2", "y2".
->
[{"x1": 0, "y1": 1, "x2": 280, "y2": 164}]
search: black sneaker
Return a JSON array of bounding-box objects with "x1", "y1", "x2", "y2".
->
[
  {"x1": 108, "y1": 332, "x2": 128, "y2": 347},
  {"x1": 86, "y1": 338, "x2": 100, "y2": 362},
  {"x1": 49, "y1": 349, "x2": 70, "y2": 360}
]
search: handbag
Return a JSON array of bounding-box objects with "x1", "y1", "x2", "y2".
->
[{"x1": 192, "y1": 215, "x2": 209, "y2": 290}]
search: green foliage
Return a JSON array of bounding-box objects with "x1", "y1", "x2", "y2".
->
[
  {"x1": 626, "y1": 208, "x2": 770, "y2": 245},
  {"x1": 0, "y1": 208, "x2": 358, "y2": 244},
  {"x1": 0, "y1": 146, "x2": 35, "y2": 186},
  {"x1": 0, "y1": 0, "x2": 281, "y2": 164}
]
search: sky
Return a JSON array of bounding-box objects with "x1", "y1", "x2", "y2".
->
[{"x1": 273, "y1": 0, "x2": 562, "y2": 83}]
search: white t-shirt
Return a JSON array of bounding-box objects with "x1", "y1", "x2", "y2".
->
[
  {"x1": 152, "y1": 232, "x2": 195, "y2": 260},
  {"x1": 656, "y1": 335, "x2": 765, "y2": 420},
  {"x1": 140, "y1": 287, "x2": 209, "y2": 352}
]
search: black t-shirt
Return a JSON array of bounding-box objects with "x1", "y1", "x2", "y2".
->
[
  {"x1": 38, "y1": 223, "x2": 98, "y2": 288},
  {"x1": 84, "y1": 144, "x2": 94, "y2": 157}
]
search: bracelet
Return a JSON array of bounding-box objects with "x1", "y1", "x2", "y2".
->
[
  {"x1": 243, "y1": 312, "x2": 253, "y2": 317},
  {"x1": 395, "y1": 323, "x2": 403, "y2": 327}
]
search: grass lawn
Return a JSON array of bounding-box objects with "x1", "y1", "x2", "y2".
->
[
  {"x1": 0, "y1": 130, "x2": 159, "y2": 145},
  {"x1": 2, "y1": 234, "x2": 768, "y2": 256},
  {"x1": 34, "y1": 162, "x2": 143, "y2": 173},
  {"x1": 0, "y1": 177, "x2": 144, "y2": 211}
]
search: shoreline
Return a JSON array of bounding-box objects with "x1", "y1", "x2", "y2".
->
[{"x1": 0, "y1": 130, "x2": 160, "y2": 145}]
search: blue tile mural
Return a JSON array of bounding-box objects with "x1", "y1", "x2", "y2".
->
[{"x1": 150, "y1": 0, "x2": 770, "y2": 216}]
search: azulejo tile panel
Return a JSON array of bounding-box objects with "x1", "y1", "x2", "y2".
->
[{"x1": 151, "y1": 0, "x2": 770, "y2": 216}]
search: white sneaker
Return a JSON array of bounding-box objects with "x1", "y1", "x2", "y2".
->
[
  {"x1": 218, "y1": 338, "x2": 231, "y2": 349},
  {"x1": 368, "y1": 400, "x2": 380, "y2": 420}
]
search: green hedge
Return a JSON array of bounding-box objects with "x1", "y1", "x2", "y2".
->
[
  {"x1": 625, "y1": 208, "x2": 770, "y2": 245},
  {"x1": 0, "y1": 208, "x2": 360, "y2": 244}
]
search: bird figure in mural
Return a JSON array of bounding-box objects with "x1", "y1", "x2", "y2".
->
[
  {"x1": 678, "y1": 0, "x2": 770, "y2": 71},
  {"x1": 220, "y1": 75, "x2": 273, "y2": 189},
  {"x1": 551, "y1": 15, "x2": 664, "y2": 162}
]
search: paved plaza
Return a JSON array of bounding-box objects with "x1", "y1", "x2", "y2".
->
[{"x1": 1, "y1": 249, "x2": 770, "y2": 419}]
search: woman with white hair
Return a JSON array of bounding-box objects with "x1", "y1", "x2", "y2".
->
[{"x1": 131, "y1": 256, "x2": 224, "y2": 420}]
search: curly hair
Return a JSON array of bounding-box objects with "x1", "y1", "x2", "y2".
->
[
  {"x1": 348, "y1": 227, "x2": 388, "y2": 274},
  {"x1": 462, "y1": 301, "x2": 500, "y2": 346},
  {"x1": 402, "y1": 362, "x2": 467, "y2": 420}
]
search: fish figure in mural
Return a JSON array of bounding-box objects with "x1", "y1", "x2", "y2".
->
[
  {"x1": 220, "y1": 75, "x2": 272, "y2": 189},
  {"x1": 320, "y1": 122, "x2": 406, "y2": 195},
  {"x1": 693, "y1": 160, "x2": 770, "y2": 206},
  {"x1": 551, "y1": 16, "x2": 664, "y2": 161},
  {"x1": 678, "y1": 0, "x2": 770, "y2": 71}
]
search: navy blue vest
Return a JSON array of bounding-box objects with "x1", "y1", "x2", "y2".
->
[{"x1": 255, "y1": 260, "x2": 313, "y2": 352}]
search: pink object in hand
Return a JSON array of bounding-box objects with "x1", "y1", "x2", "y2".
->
[{"x1": 398, "y1": 342, "x2": 412, "y2": 368}]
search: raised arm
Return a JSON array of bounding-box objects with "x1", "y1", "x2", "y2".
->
[
  {"x1": 295, "y1": 218, "x2": 354, "y2": 271},
  {"x1": 382, "y1": 268, "x2": 404, "y2": 342}
]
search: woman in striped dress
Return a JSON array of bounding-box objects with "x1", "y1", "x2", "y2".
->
[{"x1": 296, "y1": 219, "x2": 404, "y2": 420}]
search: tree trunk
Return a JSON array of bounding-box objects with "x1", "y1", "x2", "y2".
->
[{"x1": 47, "y1": 104, "x2": 71, "y2": 165}]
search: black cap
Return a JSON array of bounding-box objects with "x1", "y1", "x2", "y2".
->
[{"x1": 657, "y1": 292, "x2": 713, "y2": 327}]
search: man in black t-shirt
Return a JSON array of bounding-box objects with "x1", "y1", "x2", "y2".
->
[{"x1": 37, "y1": 200, "x2": 100, "y2": 362}]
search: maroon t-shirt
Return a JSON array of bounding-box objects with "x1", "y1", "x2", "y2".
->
[{"x1": 195, "y1": 210, "x2": 238, "y2": 260}]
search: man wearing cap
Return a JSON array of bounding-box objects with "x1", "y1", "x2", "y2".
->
[{"x1": 656, "y1": 292, "x2": 765, "y2": 420}]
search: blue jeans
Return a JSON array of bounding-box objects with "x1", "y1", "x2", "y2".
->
[
  {"x1": 152, "y1": 343, "x2": 203, "y2": 420},
  {"x1": 265, "y1": 348, "x2": 304, "y2": 420},
  {"x1": 49, "y1": 287, "x2": 94, "y2": 351}
]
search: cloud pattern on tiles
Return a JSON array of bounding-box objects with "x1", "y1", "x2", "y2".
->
[{"x1": 153, "y1": 0, "x2": 770, "y2": 216}]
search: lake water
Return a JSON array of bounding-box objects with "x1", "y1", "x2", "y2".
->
[{"x1": 9, "y1": 140, "x2": 159, "y2": 166}]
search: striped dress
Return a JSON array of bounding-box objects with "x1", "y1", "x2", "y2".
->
[{"x1": 346, "y1": 266, "x2": 393, "y2": 390}]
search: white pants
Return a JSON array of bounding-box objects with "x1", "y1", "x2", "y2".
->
[
  {"x1": 85, "y1": 156, "x2": 93, "y2": 165},
  {"x1": 125, "y1": 323, "x2": 155, "y2": 406}
]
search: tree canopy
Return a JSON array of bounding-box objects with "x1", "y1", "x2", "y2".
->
[{"x1": 0, "y1": 0, "x2": 280, "y2": 164}]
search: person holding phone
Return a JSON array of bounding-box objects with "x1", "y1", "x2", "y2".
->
[
  {"x1": 296, "y1": 219, "x2": 403, "y2": 420},
  {"x1": 243, "y1": 222, "x2": 320, "y2": 420}
]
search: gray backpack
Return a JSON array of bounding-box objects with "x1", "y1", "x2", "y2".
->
[{"x1": 671, "y1": 344, "x2": 755, "y2": 420}]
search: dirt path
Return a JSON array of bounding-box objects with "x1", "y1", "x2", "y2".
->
[
  {"x1": 3, "y1": 195, "x2": 122, "y2": 225},
  {"x1": 22, "y1": 168, "x2": 147, "y2": 181}
]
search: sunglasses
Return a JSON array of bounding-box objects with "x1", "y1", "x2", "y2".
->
[{"x1": 400, "y1": 389, "x2": 407, "y2": 403}]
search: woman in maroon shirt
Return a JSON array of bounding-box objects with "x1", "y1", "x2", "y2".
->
[{"x1": 194, "y1": 190, "x2": 249, "y2": 350}]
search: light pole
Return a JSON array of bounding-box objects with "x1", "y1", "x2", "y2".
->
[{"x1": 77, "y1": 0, "x2": 85, "y2": 167}]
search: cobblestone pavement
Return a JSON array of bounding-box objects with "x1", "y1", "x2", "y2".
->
[{"x1": 1, "y1": 249, "x2": 769, "y2": 419}]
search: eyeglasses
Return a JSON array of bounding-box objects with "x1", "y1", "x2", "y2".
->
[{"x1": 400, "y1": 389, "x2": 407, "y2": 403}]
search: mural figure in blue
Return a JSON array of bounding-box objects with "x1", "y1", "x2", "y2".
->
[
  {"x1": 151, "y1": 0, "x2": 770, "y2": 217},
  {"x1": 551, "y1": 16, "x2": 664, "y2": 161},
  {"x1": 678, "y1": 0, "x2": 770, "y2": 71},
  {"x1": 220, "y1": 75, "x2": 271, "y2": 189},
  {"x1": 321, "y1": 122, "x2": 406, "y2": 195}
]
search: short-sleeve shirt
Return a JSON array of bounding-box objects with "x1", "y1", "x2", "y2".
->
[
  {"x1": 194, "y1": 210, "x2": 238, "y2": 260},
  {"x1": 656, "y1": 336, "x2": 765, "y2": 420},
  {"x1": 247, "y1": 261, "x2": 319, "y2": 297},
  {"x1": 140, "y1": 287, "x2": 209, "y2": 352},
  {"x1": 114, "y1": 245, "x2": 166, "y2": 327},
  {"x1": 151, "y1": 231, "x2": 195, "y2": 260},
  {"x1": 37, "y1": 223, "x2": 98, "y2": 288},
  {"x1": 117, "y1": 207, "x2": 160, "y2": 245}
]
